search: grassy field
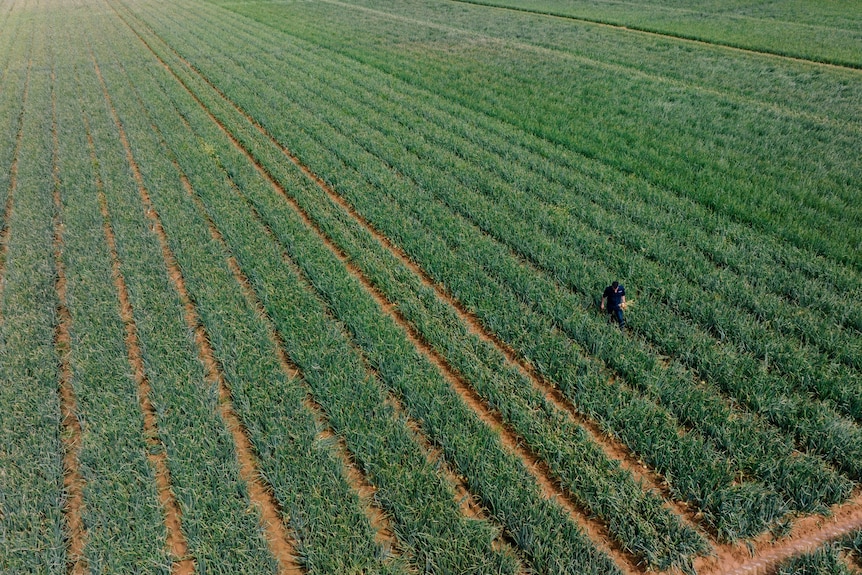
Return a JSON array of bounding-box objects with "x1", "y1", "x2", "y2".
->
[{"x1": 1, "y1": 0, "x2": 860, "y2": 573}]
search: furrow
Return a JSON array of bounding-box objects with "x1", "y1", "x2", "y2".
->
[
  {"x1": 698, "y1": 491, "x2": 862, "y2": 575},
  {"x1": 89, "y1": 54, "x2": 301, "y2": 575},
  {"x1": 234, "y1": 177, "x2": 524, "y2": 568},
  {"x1": 116, "y1": 5, "x2": 700, "y2": 544},
  {"x1": 177, "y1": 167, "x2": 396, "y2": 566},
  {"x1": 87, "y1": 117, "x2": 192, "y2": 573},
  {"x1": 51, "y1": 63, "x2": 88, "y2": 575}
]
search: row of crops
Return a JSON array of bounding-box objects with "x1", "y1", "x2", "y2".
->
[
  {"x1": 1, "y1": 0, "x2": 860, "y2": 573},
  {"x1": 447, "y1": 0, "x2": 862, "y2": 67},
  {"x1": 775, "y1": 530, "x2": 862, "y2": 575}
]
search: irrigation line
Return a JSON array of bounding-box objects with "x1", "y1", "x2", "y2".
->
[{"x1": 89, "y1": 49, "x2": 303, "y2": 575}]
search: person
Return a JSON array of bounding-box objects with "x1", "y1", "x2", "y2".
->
[{"x1": 601, "y1": 281, "x2": 626, "y2": 331}]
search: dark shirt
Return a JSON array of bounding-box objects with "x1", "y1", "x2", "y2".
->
[{"x1": 603, "y1": 285, "x2": 625, "y2": 310}]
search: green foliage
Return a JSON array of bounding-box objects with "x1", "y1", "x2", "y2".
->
[
  {"x1": 0, "y1": 16, "x2": 66, "y2": 573},
  {"x1": 126, "y1": 0, "x2": 855, "y2": 541},
  {"x1": 448, "y1": 0, "x2": 862, "y2": 68},
  {"x1": 55, "y1": 12, "x2": 171, "y2": 571}
]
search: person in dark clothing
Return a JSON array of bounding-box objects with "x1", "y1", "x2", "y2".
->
[{"x1": 601, "y1": 281, "x2": 626, "y2": 331}]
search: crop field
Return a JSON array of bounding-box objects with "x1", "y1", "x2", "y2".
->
[{"x1": 0, "y1": 0, "x2": 860, "y2": 573}]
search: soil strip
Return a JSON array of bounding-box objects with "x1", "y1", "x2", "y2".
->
[
  {"x1": 81, "y1": 98, "x2": 194, "y2": 572},
  {"x1": 89, "y1": 51, "x2": 302, "y2": 575},
  {"x1": 697, "y1": 491, "x2": 862, "y2": 575},
  {"x1": 52, "y1": 64, "x2": 89, "y2": 575},
  {"x1": 182, "y1": 167, "x2": 403, "y2": 559}
]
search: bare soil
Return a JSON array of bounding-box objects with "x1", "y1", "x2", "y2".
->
[
  {"x1": 697, "y1": 491, "x2": 862, "y2": 575},
  {"x1": 53, "y1": 79, "x2": 88, "y2": 575}
]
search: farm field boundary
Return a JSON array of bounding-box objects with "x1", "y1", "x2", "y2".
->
[{"x1": 445, "y1": 0, "x2": 862, "y2": 69}]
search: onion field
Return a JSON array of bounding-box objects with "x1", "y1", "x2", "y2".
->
[{"x1": 0, "y1": 0, "x2": 860, "y2": 573}]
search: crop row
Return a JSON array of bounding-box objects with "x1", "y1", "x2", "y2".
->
[
  {"x1": 207, "y1": 10, "x2": 862, "y2": 455},
  {"x1": 160, "y1": 0, "x2": 860, "y2": 432},
  {"x1": 198, "y1": 0, "x2": 862, "y2": 473},
  {"x1": 449, "y1": 0, "x2": 862, "y2": 68},
  {"x1": 253, "y1": 0, "x2": 858, "y2": 374},
  {"x1": 92, "y1": 13, "x2": 528, "y2": 573},
  {"x1": 138, "y1": 14, "x2": 714, "y2": 569},
  {"x1": 78, "y1": 18, "x2": 281, "y2": 572},
  {"x1": 117, "y1": 0, "x2": 789, "y2": 544},
  {"x1": 52, "y1": 14, "x2": 176, "y2": 571},
  {"x1": 102, "y1": 19, "x2": 521, "y2": 573},
  {"x1": 0, "y1": 7, "x2": 66, "y2": 571},
  {"x1": 135, "y1": 0, "x2": 854, "y2": 516},
  {"x1": 235, "y1": 0, "x2": 862, "y2": 270},
  {"x1": 123, "y1": 33, "x2": 637, "y2": 574}
]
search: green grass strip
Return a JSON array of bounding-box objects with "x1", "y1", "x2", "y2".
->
[
  {"x1": 114, "y1": 0, "x2": 786, "y2": 542},
  {"x1": 53, "y1": 15, "x2": 171, "y2": 571},
  {"x1": 77, "y1": 17, "x2": 278, "y2": 573},
  {"x1": 0, "y1": 13, "x2": 65, "y2": 572}
]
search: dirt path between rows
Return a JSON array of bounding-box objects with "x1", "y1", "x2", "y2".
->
[
  {"x1": 698, "y1": 491, "x2": 862, "y2": 575},
  {"x1": 52, "y1": 63, "x2": 89, "y2": 575},
  {"x1": 83, "y1": 95, "x2": 193, "y2": 572},
  {"x1": 192, "y1": 170, "x2": 404, "y2": 560},
  {"x1": 103, "y1": 3, "x2": 862, "y2": 574},
  {"x1": 90, "y1": 50, "x2": 303, "y2": 575}
]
